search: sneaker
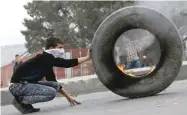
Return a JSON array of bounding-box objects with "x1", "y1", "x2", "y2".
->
[
  {"x1": 22, "y1": 107, "x2": 40, "y2": 114},
  {"x1": 12, "y1": 98, "x2": 40, "y2": 114},
  {"x1": 24, "y1": 104, "x2": 40, "y2": 113},
  {"x1": 12, "y1": 98, "x2": 28, "y2": 114}
]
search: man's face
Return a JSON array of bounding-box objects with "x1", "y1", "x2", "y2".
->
[{"x1": 15, "y1": 56, "x2": 20, "y2": 62}]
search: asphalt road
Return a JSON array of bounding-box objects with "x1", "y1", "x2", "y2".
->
[{"x1": 1, "y1": 80, "x2": 187, "y2": 115}]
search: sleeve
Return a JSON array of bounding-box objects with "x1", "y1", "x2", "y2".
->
[
  {"x1": 13, "y1": 64, "x2": 16, "y2": 72},
  {"x1": 52, "y1": 57, "x2": 79, "y2": 68},
  {"x1": 45, "y1": 68, "x2": 63, "y2": 89},
  {"x1": 45, "y1": 52, "x2": 78, "y2": 68}
]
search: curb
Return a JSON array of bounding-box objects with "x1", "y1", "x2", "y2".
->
[{"x1": 1, "y1": 62, "x2": 187, "y2": 106}]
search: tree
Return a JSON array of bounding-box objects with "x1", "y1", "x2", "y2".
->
[{"x1": 21, "y1": 1, "x2": 134, "y2": 53}]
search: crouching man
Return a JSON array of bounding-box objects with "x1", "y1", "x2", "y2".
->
[{"x1": 9, "y1": 37, "x2": 91, "y2": 114}]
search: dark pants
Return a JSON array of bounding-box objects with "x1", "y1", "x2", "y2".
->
[
  {"x1": 9, "y1": 81, "x2": 61, "y2": 104},
  {"x1": 126, "y1": 60, "x2": 142, "y2": 69}
]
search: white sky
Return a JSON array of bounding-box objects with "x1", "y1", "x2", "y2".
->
[
  {"x1": 0, "y1": 0, "x2": 32, "y2": 47},
  {"x1": 0, "y1": 0, "x2": 185, "y2": 47}
]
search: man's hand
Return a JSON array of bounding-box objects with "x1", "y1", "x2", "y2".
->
[
  {"x1": 67, "y1": 97, "x2": 81, "y2": 106},
  {"x1": 77, "y1": 44, "x2": 92, "y2": 64},
  {"x1": 60, "y1": 88, "x2": 81, "y2": 106},
  {"x1": 86, "y1": 47, "x2": 91, "y2": 59},
  {"x1": 88, "y1": 44, "x2": 92, "y2": 51},
  {"x1": 85, "y1": 43, "x2": 92, "y2": 59}
]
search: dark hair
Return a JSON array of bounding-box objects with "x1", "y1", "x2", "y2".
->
[
  {"x1": 45, "y1": 36, "x2": 63, "y2": 49},
  {"x1": 15, "y1": 54, "x2": 19, "y2": 57}
]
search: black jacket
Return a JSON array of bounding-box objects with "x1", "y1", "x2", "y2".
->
[
  {"x1": 13, "y1": 61, "x2": 23, "y2": 72},
  {"x1": 10, "y1": 51, "x2": 78, "y2": 89}
]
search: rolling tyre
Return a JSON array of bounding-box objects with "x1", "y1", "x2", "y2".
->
[{"x1": 91, "y1": 6, "x2": 183, "y2": 98}]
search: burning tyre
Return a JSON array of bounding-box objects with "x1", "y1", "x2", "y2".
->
[{"x1": 91, "y1": 6, "x2": 183, "y2": 98}]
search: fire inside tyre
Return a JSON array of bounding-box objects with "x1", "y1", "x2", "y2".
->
[{"x1": 91, "y1": 6, "x2": 183, "y2": 98}]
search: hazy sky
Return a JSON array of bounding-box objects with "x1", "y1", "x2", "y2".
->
[
  {"x1": 0, "y1": 0, "x2": 31, "y2": 47},
  {"x1": 0, "y1": 0, "x2": 186, "y2": 47}
]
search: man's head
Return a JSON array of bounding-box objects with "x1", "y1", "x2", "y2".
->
[
  {"x1": 45, "y1": 36, "x2": 64, "y2": 50},
  {"x1": 15, "y1": 54, "x2": 21, "y2": 63}
]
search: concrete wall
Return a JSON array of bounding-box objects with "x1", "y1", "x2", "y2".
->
[{"x1": 1, "y1": 62, "x2": 187, "y2": 106}]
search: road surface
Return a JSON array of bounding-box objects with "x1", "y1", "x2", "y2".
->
[{"x1": 1, "y1": 80, "x2": 187, "y2": 115}]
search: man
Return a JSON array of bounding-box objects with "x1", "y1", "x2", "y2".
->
[
  {"x1": 13, "y1": 54, "x2": 23, "y2": 72},
  {"x1": 122, "y1": 39, "x2": 144, "y2": 70},
  {"x1": 9, "y1": 37, "x2": 92, "y2": 114},
  {"x1": 141, "y1": 55, "x2": 147, "y2": 67}
]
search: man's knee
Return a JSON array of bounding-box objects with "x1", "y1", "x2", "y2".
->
[
  {"x1": 50, "y1": 81, "x2": 61, "y2": 92},
  {"x1": 47, "y1": 87, "x2": 56, "y2": 100}
]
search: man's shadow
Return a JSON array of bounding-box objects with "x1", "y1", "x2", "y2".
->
[{"x1": 102, "y1": 92, "x2": 179, "y2": 105}]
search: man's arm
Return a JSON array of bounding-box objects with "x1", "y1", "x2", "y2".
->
[
  {"x1": 59, "y1": 88, "x2": 81, "y2": 105},
  {"x1": 78, "y1": 44, "x2": 91, "y2": 64},
  {"x1": 52, "y1": 49, "x2": 91, "y2": 67},
  {"x1": 45, "y1": 69, "x2": 81, "y2": 105},
  {"x1": 13, "y1": 64, "x2": 16, "y2": 72},
  {"x1": 77, "y1": 51, "x2": 90, "y2": 64}
]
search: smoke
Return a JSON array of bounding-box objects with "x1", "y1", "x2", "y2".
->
[
  {"x1": 114, "y1": 1, "x2": 187, "y2": 64},
  {"x1": 134, "y1": 1, "x2": 187, "y2": 41},
  {"x1": 134, "y1": 1, "x2": 187, "y2": 20}
]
